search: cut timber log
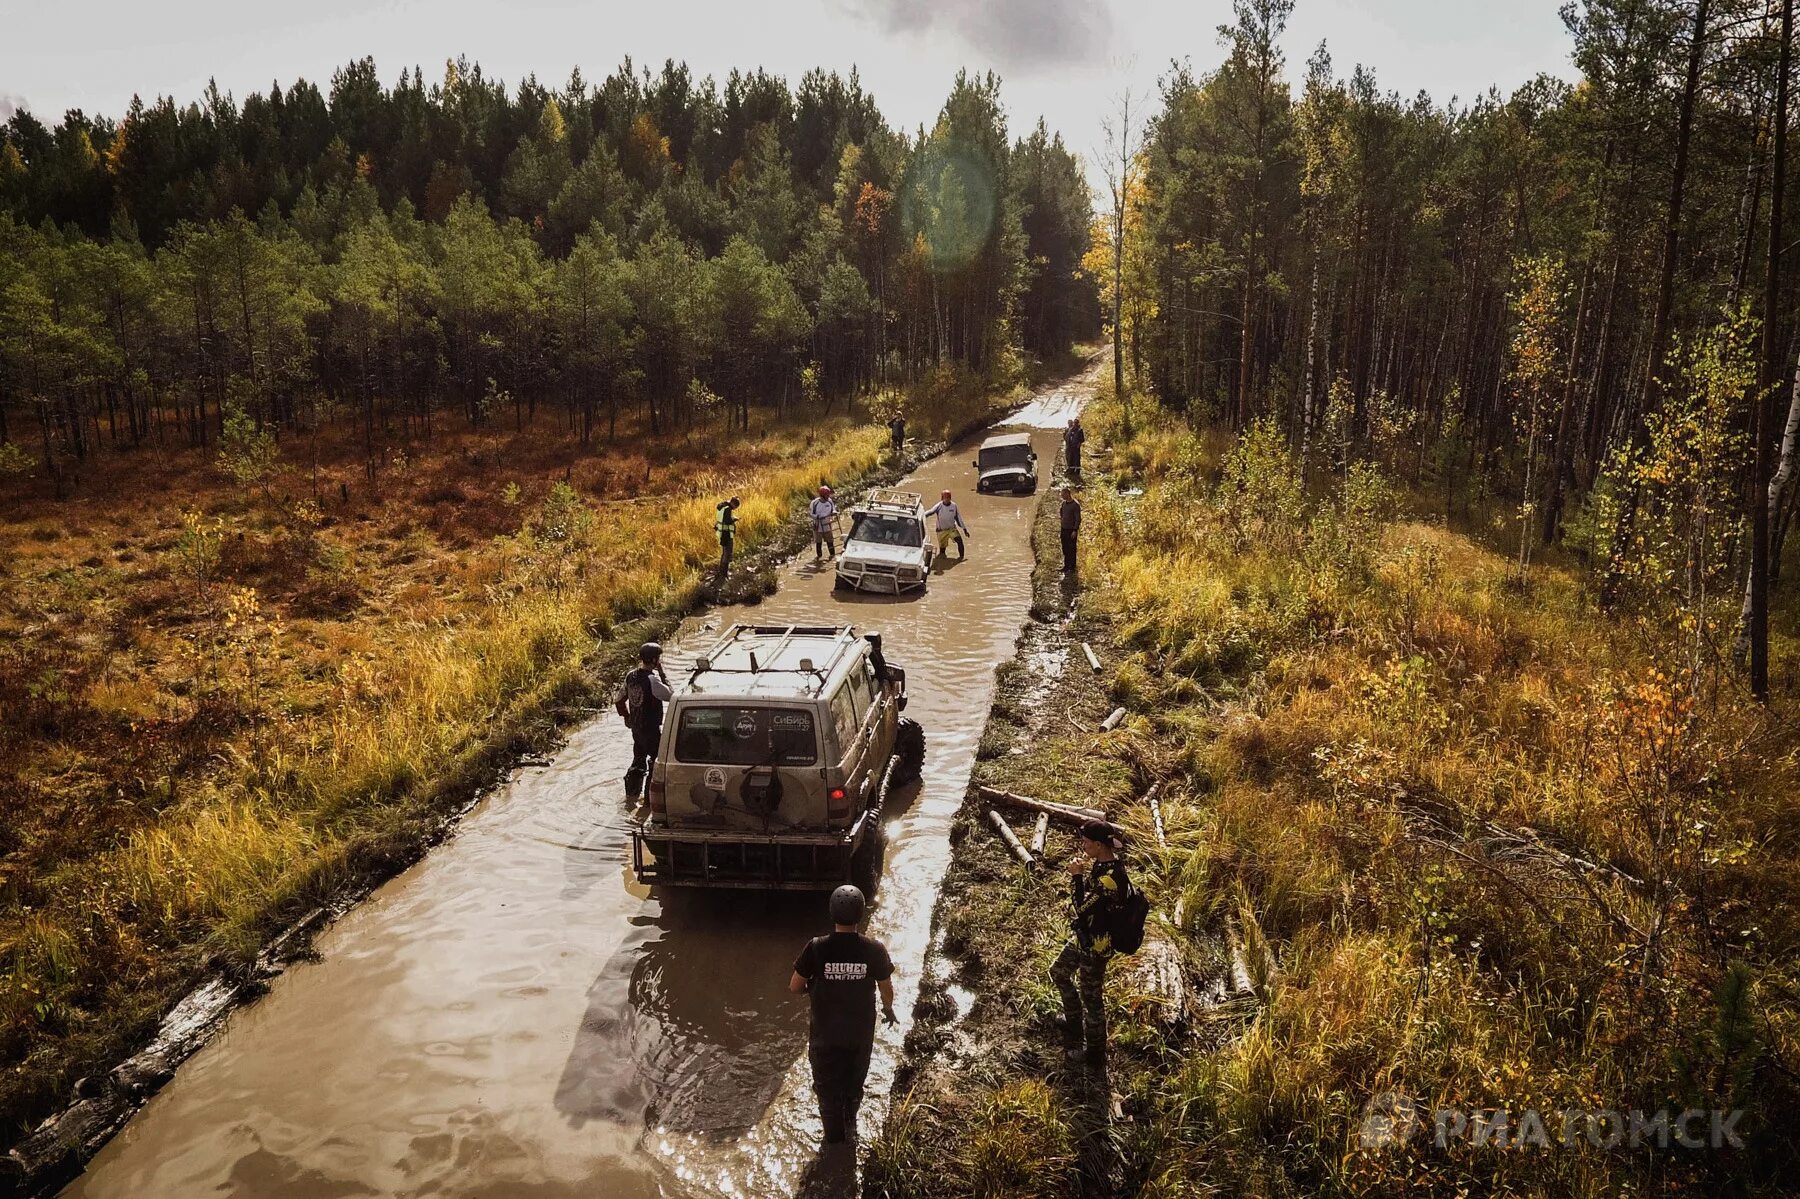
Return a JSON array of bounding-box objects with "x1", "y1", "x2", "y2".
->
[
  {"x1": 1124, "y1": 925, "x2": 1192, "y2": 1031},
  {"x1": 977, "y1": 785, "x2": 1106, "y2": 824},
  {"x1": 1082, "y1": 642, "x2": 1103, "y2": 673},
  {"x1": 1145, "y1": 782, "x2": 1166, "y2": 848},
  {"x1": 987, "y1": 809, "x2": 1034, "y2": 865},
  {"x1": 1100, "y1": 706, "x2": 1127, "y2": 732},
  {"x1": 1029, "y1": 811, "x2": 1050, "y2": 856}
]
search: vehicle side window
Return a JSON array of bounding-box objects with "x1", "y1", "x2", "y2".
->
[
  {"x1": 847, "y1": 662, "x2": 873, "y2": 725},
  {"x1": 829, "y1": 686, "x2": 858, "y2": 756}
]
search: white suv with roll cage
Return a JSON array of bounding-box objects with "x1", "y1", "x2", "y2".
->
[{"x1": 832, "y1": 488, "x2": 934, "y2": 594}]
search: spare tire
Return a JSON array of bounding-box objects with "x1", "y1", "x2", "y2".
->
[{"x1": 892, "y1": 717, "x2": 925, "y2": 787}]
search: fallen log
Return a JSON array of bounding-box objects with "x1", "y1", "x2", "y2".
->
[
  {"x1": 987, "y1": 809, "x2": 1034, "y2": 865},
  {"x1": 1029, "y1": 811, "x2": 1050, "y2": 856},
  {"x1": 1144, "y1": 782, "x2": 1166, "y2": 847},
  {"x1": 1082, "y1": 642, "x2": 1103, "y2": 673},
  {"x1": 977, "y1": 785, "x2": 1106, "y2": 824},
  {"x1": 1122, "y1": 925, "x2": 1192, "y2": 1031},
  {"x1": 1100, "y1": 706, "x2": 1127, "y2": 732}
]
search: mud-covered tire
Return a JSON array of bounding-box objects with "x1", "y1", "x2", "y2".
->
[
  {"x1": 833, "y1": 572, "x2": 851, "y2": 592},
  {"x1": 891, "y1": 717, "x2": 925, "y2": 787}
]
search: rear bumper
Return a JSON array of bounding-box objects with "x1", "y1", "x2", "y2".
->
[{"x1": 631, "y1": 814, "x2": 870, "y2": 889}]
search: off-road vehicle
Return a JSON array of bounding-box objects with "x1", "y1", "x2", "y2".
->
[
  {"x1": 973, "y1": 431, "x2": 1038, "y2": 494},
  {"x1": 833, "y1": 488, "x2": 934, "y2": 594},
  {"x1": 632, "y1": 624, "x2": 926, "y2": 888}
]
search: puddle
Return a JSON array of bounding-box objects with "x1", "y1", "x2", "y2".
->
[{"x1": 62, "y1": 374, "x2": 1092, "y2": 1199}]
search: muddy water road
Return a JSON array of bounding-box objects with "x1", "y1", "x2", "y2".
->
[{"x1": 63, "y1": 375, "x2": 1089, "y2": 1199}]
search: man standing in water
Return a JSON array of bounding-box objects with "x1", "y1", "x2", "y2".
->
[
  {"x1": 1064, "y1": 417, "x2": 1086, "y2": 480},
  {"x1": 790, "y1": 885, "x2": 897, "y2": 1144},
  {"x1": 615, "y1": 641, "x2": 672, "y2": 803},
  {"x1": 810, "y1": 484, "x2": 839, "y2": 561},
  {"x1": 1059, "y1": 487, "x2": 1082, "y2": 576},
  {"x1": 922, "y1": 489, "x2": 970, "y2": 566},
  {"x1": 1051, "y1": 821, "x2": 1129, "y2": 1066},
  {"x1": 888, "y1": 414, "x2": 906, "y2": 456},
  {"x1": 714, "y1": 495, "x2": 741, "y2": 580}
]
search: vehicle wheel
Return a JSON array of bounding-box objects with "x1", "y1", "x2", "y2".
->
[
  {"x1": 833, "y1": 573, "x2": 851, "y2": 592},
  {"x1": 891, "y1": 718, "x2": 925, "y2": 787}
]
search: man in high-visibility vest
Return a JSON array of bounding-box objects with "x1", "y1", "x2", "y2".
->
[{"x1": 715, "y1": 496, "x2": 741, "y2": 580}]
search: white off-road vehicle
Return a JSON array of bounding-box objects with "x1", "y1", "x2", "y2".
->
[
  {"x1": 632, "y1": 624, "x2": 925, "y2": 888},
  {"x1": 833, "y1": 488, "x2": 935, "y2": 594}
]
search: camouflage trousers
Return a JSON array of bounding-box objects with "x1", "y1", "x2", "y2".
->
[{"x1": 1050, "y1": 938, "x2": 1108, "y2": 1052}]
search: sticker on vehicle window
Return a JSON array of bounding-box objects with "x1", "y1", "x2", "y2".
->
[{"x1": 676, "y1": 707, "x2": 818, "y2": 765}]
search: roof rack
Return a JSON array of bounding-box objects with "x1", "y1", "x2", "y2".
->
[
  {"x1": 860, "y1": 488, "x2": 921, "y2": 511},
  {"x1": 689, "y1": 624, "x2": 861, "y2": 694}
]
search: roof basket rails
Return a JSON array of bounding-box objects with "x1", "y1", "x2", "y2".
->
[{"x1": 689, "y1": 624, "x2": 860, "y2": 692}]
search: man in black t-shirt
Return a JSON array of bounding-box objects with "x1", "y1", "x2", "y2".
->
[
  {"x1": 614, "y1": 641, "x2": 672, "y2": 802},
  {"x1": 789, "y1": 884, "x2": 897, "y2": 1143}
]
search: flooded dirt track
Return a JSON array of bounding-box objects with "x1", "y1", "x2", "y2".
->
[{"x1": 62, "y1": 369, "x2": 1090, "y2": 1199}]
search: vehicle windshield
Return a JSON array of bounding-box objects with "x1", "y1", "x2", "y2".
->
[
  {"x1": 979, "y1": 443, "x2": 1032, "y2": 468},
  {"x1": 847, "y1": 512, "x2": 923, "y2": 548},
  {"x1": 674, "y1": 706, "x2": 818, "y2": 766}
]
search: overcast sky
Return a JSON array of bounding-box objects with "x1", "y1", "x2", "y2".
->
[{"x1": 0, "y1": 0, "x2": 1572, "y2": 186}]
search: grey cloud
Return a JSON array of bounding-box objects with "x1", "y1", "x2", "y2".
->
[
  {"x1": 0, "y1": 96, "x2": 26, "y2": 122},
  {"x1": 855, "y1": 0, "x2": 1112, "y2": 70}
]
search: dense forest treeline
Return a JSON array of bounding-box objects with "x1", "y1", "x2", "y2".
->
[
  {"x1": 1110, "y1": 0, "x2": 1800, "y2": 698},
  {"x1": 0, "y1": 58, "x2": 1098, "y2": 490}
]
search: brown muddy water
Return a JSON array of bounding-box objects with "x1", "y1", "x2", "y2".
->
[{"x1": 62, "y1": 377, "x2": 1088, "y2": 1199}]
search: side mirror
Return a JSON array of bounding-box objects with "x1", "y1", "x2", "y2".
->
[
  {"x1": 972, "y1": 460, "x2": 980, "y2": 469},
  {"x1": 1030, "y1": 452, "x2": 1038, "y2": 461}
]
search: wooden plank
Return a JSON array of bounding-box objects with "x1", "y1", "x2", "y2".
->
[
  {"x1": 987, "y1": 809, "x2": 1034, "y2": 865},
  {"x1": 1100, "y1": 706, "x2": 1126, "y2": 732},
  {"x1": 1082, "y1": 642, "x2": 1103, "y2": 673},
  {"x1": 1029, "y1": 811, "x2": 1050, "y2": 856},
  {"x1": 977, "y1": 785, "x2": 1106, "y2": 824}
]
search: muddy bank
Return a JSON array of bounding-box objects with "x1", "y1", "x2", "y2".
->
[{"x1": 863, "y1": 457, "x2": 1242, "y2": 1199}]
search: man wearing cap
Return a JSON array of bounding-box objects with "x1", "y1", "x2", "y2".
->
[
  {"x1": 715, "y1": 496, "x2": 741, "y2": 580},
  {"x1": 615, "y1": 641, "x2": 673, "y2": 803},
  {"x1": 1050, "y1": 820, "x2": 1130, "y2": 1065},
  {"x1": 809, "y1": 485, "x2": 839, "y2": 561},
  {"x1": 922, "y1": 489, "x2": 970, "y2": 566},
  {"x1": 789, "y1": 885, "x2": 897, "y2": 1144}
]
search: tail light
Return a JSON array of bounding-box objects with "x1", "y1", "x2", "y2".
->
[
  {"x1": 827, "y1": 787, "x2": 849, "y2": 819},
  {"x1": 648, "y1": 777, "x2": 666, "y2": 816}
]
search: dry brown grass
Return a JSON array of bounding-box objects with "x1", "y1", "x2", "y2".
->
[{"x1": 0, "y1": 410, "x2": 890, "y2": 1141}]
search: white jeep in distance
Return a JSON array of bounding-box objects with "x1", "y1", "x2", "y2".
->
[{"x1": 833, "y1": 488, "x2": 935, "y2": 594}]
